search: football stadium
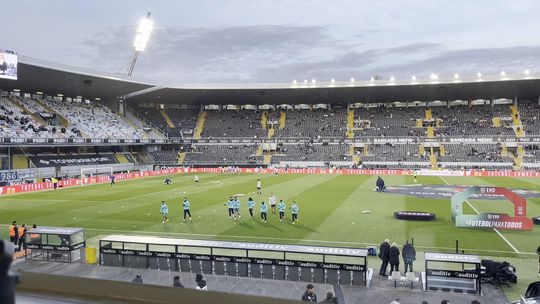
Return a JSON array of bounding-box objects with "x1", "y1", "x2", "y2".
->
[{"x1": 1, "y1": 2, "x2": 540, "y2": 304}]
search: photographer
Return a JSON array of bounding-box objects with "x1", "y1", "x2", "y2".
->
[{"x1": 1, "y1": 239, "x2": 19, "y2": 304}]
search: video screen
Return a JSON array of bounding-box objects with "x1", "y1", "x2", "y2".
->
[{"x1": 0, "y1": 50, "x2": 17, "y2": 80}]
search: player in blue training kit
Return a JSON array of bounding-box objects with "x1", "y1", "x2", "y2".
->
[
  {"x1": 110, "y1": 174, "x2": 116, "y2": 186},
  {"x1": 247, "y1": 197, "x2": 255, "y2": 218},
  {"x1": 290, "y1": 201, "x2": 299, "y2": 224},
  {"x1": 234, "y1": 197, "x2": 241, "y2": 219},
  {"x1": 225, "y1": 197, "x2": 234, "y2": 219},
  {"x1": 160, "y1": 201, "x2": 169, "y2": 223},
  {"x1": 182, "y1": 198, "x2": 192, "y2": 221},
  {"x1": 278, "y1": 200, "x2": 287, "y2": 222},
  {"x1": 260, "y1": 202, "x2": 268, "y2": 222}
]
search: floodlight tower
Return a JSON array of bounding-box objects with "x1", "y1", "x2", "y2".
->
[{"x1": 127, "y1": 12, "x2": 153, "y2": 76}]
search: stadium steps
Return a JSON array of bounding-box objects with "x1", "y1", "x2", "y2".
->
[
  {"x1": 429, "y1": 147, "x2": 438, "y2": 169},
  {"x1": 278, "y1": 111, "x2": 286, "y2": 129},
  {"x1": 267, "y1": 126, "x2": 275, "y2": 139},
  {"x1": 115, "y1": 154, "x2": 130, "y2": 164},
  {"x1": 8, "y1": 97, "x2": 47, "y2": 125},
  {"x1": 415, "y1": 118, "x2": 423, "y2": 127},
  {"x1": 35, "y1": 99, "x2": 70, "y2": 127},
  {"x1": 425, "y1": 108, "x2": 432, "y2": 120},
  {"x1": 427, "y1": 126, "x2": 434, "y2": 138},
  {"x1": 177, "y1": 152, "x2": 185, "y2": 164},
  {"x1": 263, "y1": 155, "x2": 272, "y2": 164},
  {"x1": 501, "y1": 143, "x2": 508, "y2": 156},
  {"x1": 193, "y1": 111, "x2": 207, "y2": 140},
  {"x1": 510, "y1": 105, "x2": 524, "y2": 137},
  {"x1": 347, "y1": 109, "x2": 354, "y2": 138},
  {"x1": 439, "y1": 144, "x2": 446, "y2": 156},
  {"x1": 419, "y1": 144, "x2": 425, "y2": 155},
  {"x1": 261, "y1": 111, "x2": 267, "y2": 129},
  {"x1": 160, "y1": 110, "x2": 175, "y2": 129},
  {"x1": 12, "y1": 155, "x2": 29, "y2": 169},
  {"x1": 492, "y1": 117, "x2": 502, "y2": 127},
  {"x1": 348, "y1": 145, "x2": 354, "y2": 156},
  {"x1": 363, "y1": 144, "x2": 368, "y2": 155},
  {"x1": 352, "y1": 154, "x2": 361, "y2": 164},
  {"x1": 256, "y1": 146, "x2": 263, "y2": 156}
]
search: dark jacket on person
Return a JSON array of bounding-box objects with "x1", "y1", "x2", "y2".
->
[
  {"x1": 301, "y1": 290, "x2": 318, "y2": 302},
  {"x1": 402, "y1": 243, "x2": 416, "y2": 263},
  {"x1": 379, "y1": 242, "x2": 390, "y2": 262},
  {"x1": 389, "y1": 246, "x2": 400, "y2": 265}
]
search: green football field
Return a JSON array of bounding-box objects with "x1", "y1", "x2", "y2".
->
[{"x1": 1, "y1": 172, "x2": 540, "y2": 300}]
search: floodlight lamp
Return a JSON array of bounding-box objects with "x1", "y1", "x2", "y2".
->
[
  {"x1": 292, "y1": 80, "x2": 297, "y2": 84},
  {"x1": 500, "y1": 71, "x2": 506, "y2": 77},
  {"x1": 524, "y1": 69, "x2": 530, "y2": 75},
  {"x1": 330, "y1": 78, "x2": 335, "y2": 83},
  {"x1": 454, "y1": 73, "x2": 460, "y2": 79},
  {"x1": 350, "y1": 78, "x2": 355, "y2": 82},
  {"x1": 133, "y1": 15, "x2": 153, "y2": 52},
  {"x1": 411, "y1": 75, "x2": 416, "y2": 81},
  {"x1": 370, "y1": 77, "x2": 374, "y2": 82},
  {"x1": 390, "y1": 76, "x2": 395, "y2": 82},
  {"x1": 430, "y1": 74, "x2": 438, "y2": 80},
  {"x1": 476, "y1": 72, "x2": 482, "y2": 78},
  {"x1": 304, "y1": 80, "x2": 308, "y2": 84},
  {"x1": 311, "y1": 79, "x2": 316, "y2": 84}
]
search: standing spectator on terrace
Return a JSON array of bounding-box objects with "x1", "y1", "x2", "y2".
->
[
  {"x1": 378, "y1": 239, "x2": 390, "y2": 276},
  {"x1": 402, "y1": 240, "x2": 416, "y2": 273},
  {"x1": 389, "y1": 242, "x2": 400, "y2": 272}
]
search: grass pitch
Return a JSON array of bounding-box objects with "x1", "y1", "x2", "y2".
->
[{"x1": 1, "y1": 172, "x2": 539, "y2": 300}]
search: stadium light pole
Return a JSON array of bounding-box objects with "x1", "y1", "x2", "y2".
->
[{"x1": 127, "y1": 12, "x2": 153, "y2": 76}]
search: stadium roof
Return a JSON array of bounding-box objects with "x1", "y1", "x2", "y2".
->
[{"x1": 1, "y1": 56, "x2": 540, "y2": 104}]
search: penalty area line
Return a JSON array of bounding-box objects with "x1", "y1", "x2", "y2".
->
[{"x1": 438, "y1": 176, "x2": 521, "y2": 254}]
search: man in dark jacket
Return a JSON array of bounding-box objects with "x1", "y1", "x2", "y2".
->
[
  {"x1": 0, "y1": 239, "x2": 19, "y2": 304},
  {"x1": 389, "y1": 242, "x2": 400, "y2": 272},
  {"x1": 402, "y1": 240, "x2": 416, "y2": 273},
  {"x1": 301, "y1": 283, "x2": 317, "y2": 302},
  {"x1": 378, "y1": 239, "x2": 390, "y2": 276}
]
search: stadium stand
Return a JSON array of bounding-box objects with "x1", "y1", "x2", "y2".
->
[
  {"x1": 201, "y1": 110, "x2": 266, "y2": 138},
  {"x1": 184, "y1": 145, "x2": 262, "y2": 165},
  {"x1": 362, "y1": 143, "x2": 426, "y2": 162},
  {"x1": 432, "y1": 104, "x2": 515, "y2": 136},
  {"x1": 521, "y1": 100, "x2": 540, "y2": 135},
  {"x1": 273, "y1": 143, "x2": 351, "y2": 162},
  {"x1": 275, "y1": 108, "x2": 348, "y2": 138},
  {"x1": 355, "y1": 106, "x2": 421, "y2": 137},
  {"x1": 148, "y1": 150, "x2": 179, "y2": 164}
]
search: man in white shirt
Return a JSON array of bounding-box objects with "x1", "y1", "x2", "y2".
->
[
  {"x1": 269, "y1": 193, "x2": 277, "y2": 214},
  {"x1": 256, "y1": 178, "x2": 262, "y2": 194}
]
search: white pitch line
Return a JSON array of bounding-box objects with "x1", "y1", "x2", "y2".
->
[{"x1": 438, "y1": 176, "x2": 521, "y2": 254}]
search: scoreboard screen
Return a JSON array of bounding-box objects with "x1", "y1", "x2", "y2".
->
[{"x1": 0, "y1": 50, "x2": 17, "y2": 80}]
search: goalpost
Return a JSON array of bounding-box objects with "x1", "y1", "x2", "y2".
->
[{"x1": 80, "y1": 166, "x2": 114, "y2": 186}]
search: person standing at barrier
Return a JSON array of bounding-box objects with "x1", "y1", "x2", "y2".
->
[
  {"x1": 160, "y1": 201, "x2": 169, "y2": 224},
  {"x1": 378, "y1": 239, "x2": 390, "y2": 276},
  {"x1": 389, "y1": 242, "x2": 400, "y2": 272},
  {"x1": 247, "y1": 197, "x2": 255, "y2": 218},
  {"x1": 269, "y1": 193, "x2": 277, "y2": 214},
  {"x1": 17, "y1": 224, "x2": 26, "y2": 252},
  {"x1": 173, "y1": 276, "x2": 184, "y2": 287},
  {"x1": 260, "y1": 202, "x2": 268, "y2": 222},
  {"x1": 301, "y1": 283, "x2": 317, "y2": 302},
  {"x1": 8, "y1": 222, "x2": 18, "y2": 247},
  {"x1": 182, "y1": 197, "x2": 192, "y2": 222},
  {"x1": 278, "y1": 200, "x2": 287, "y2": 222},
  {"x1": 402, "y1": 240, "x2": 416, "y2": 273},
  {"x1": 291, "y1": 201, "x2": 299, "y2": 224}
]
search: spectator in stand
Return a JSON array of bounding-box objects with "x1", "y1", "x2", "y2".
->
[
  {"x1": 131, "y1": 273, "x2": 143, "y2": 284},
  {"x1": 301, "y1": 283, "x2": 317, "y2": 302},
  {"x1": 389, "y1": 242, "x2": 400, "y2": 272},
  {"x1": 320, "y1": 291, "x2": 335, "y2": 303},
  {"x1": 441, "y1": 300, "x2": 450, "y2": 304},
  {"x1": 173, "y1": 275, "x2": 184, "y2": 287},
  {"x1": 378, "y1": 239, "x2": 390, "y2": 276}
]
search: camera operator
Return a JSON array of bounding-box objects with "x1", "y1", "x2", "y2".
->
[{"x1": 1, "y1": 239, "x2": 20, "y2": 304}]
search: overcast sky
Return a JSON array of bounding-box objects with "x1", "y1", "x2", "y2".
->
[{"x1": 4, "y1": 0, "x2": 540, "y2": 84}]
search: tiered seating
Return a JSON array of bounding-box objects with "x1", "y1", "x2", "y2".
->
[
  {"x1": 149, "y1": 150, "x2": 178, "y2": 164},
  {"x1": 133, "y1": 105, "x2": 199, "y2": 138},
  {"x1": 523, "y1": 144, "x2": 540, "y2": 163},
  {"x1": 0, "y1": 97, "x2": 79, "y2": 138},
  {"x1": 520, "y1": 101, "x2": 540, "y2": 135},
  {"x1": 273, "y1": 143, "x2": 350, "y2": 161},
  {"x1": 440, "y1": 144, "x2": 512, "y2": 163},
  {"x1": 42, "y1": 98, "x2": 146, "y2": 139},
  {"x1": 432, "y1": 105, "x2": 514, "y2": 136},
  {"x1": 184, "y1": 145, "x2": 261, "y2": 164},
  {"x1": 362, "y1": 144, "x2": 426, "y2": 162},
  {"x1": 355, "y1": 107, "x2": 422, "y2": 137},
  {"x1": 201, "y1": 110, "x2": 266, "y2": 138},
  {"x1": 275, "y1": 108, "x2": 347, "y2": 138}
]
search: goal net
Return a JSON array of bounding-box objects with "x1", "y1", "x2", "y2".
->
[{"x1": 80, "y1": 167, "x2": 113, "y2": 186}]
